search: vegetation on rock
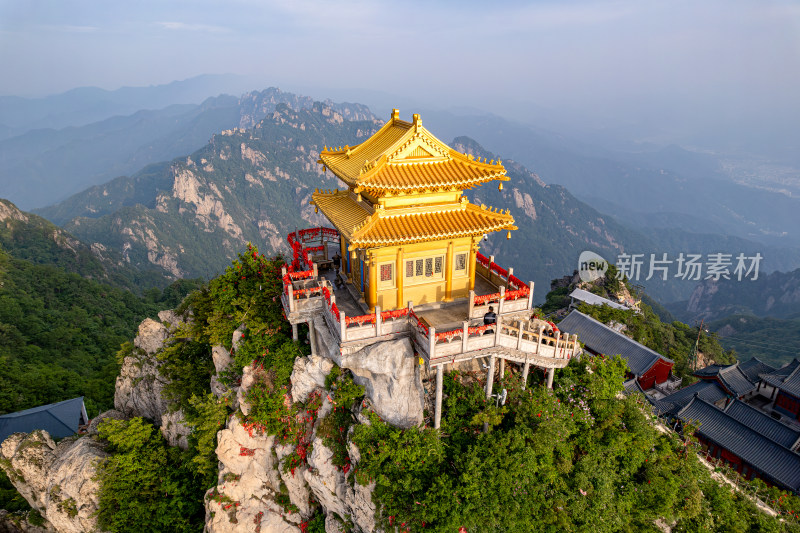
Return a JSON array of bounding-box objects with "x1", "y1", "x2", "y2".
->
[{"x1": 95, "y1": 417, "x2": 206, "y2": 532}]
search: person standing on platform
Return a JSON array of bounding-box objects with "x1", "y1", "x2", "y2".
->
[{"x1": 483, "y1": 305, "x2": 497, "y2": 334}]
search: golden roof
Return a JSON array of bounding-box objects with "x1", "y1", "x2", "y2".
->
[
  {"x1": 312, "y1": 189, "x2": 516, "y2": 249},
  {"x1": 319, "y1": 109, "x2": 508, "y2": 195},
  {"x1": 310, "y1": 189, "x2": 371, "y2": 240}
]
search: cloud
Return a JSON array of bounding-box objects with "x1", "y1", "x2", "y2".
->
[{"x1": 156, "y1": 21, "x2": 230, "y2": 33}]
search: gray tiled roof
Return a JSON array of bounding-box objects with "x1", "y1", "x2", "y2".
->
[
  {"x1": 717, "y1": 366, "x2": 757, "y2": 397},
  {"x1": 767, "y1": 359, "x2": 800, "y2": 379},
  {"x1": 739, "y1": 357, "x2": 777, "y2": 383},
  {"x1": 678, "y1": 397, "x2": 800, "y2": 491},
  {"x1": 0, "y1": 397, "x2": 87, "y2": 443},
  {"x1": 656, "y1": 380, "x2": 728, "y2": 415},
  {"x1": 694, "y1": 364, "x2": 728, "y2": 378},
  {"x1": 694, "y1": 363, "x2": 756, "y2": 397},
  {"x1": 557, "y1": 310, "x2": 672, "y2": 376},
  {"x1": 724, "y1": 400, "x2": 800, "y2": 450},
  {"x1": 762, "y1": 360, "x2": 800, "y2": 398},
  {"x1": 569, "y1": 289, "x2": 629, "y2": 310}
]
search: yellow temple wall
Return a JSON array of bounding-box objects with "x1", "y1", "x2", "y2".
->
[{"x1": 369, "y1": 236, "x2": 474, "y2": 310}]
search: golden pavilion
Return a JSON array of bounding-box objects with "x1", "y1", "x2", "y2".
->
[{"x1": 312, "y1": 109, "x2": 517, "y2": 312}]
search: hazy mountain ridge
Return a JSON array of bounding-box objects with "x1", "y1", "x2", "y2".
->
[
  {"x1": 4, "y1": 87, "x2": 375, "y2": 210},
  {"x1": 51, "y1": 103, "x2": 652, "y2": 297},
  {"x1": 61, "y1": 102, "x2": 382, "y2": 279},
  {"x1": 670, "y1": 267, "x2": 800, "y2": 322},
  {"x1": 0, "y1": 198, "x2": 169, "y2": 292},
  {"x1": 419, "y1": 109, "x2": 800, "y2": 248},
  {"x1": 0, "y1": 74, "x2": 254, "y2": 134}
]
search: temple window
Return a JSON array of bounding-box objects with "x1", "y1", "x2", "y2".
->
[
  {"x1": 379, "y1": 263, "x2": 394, "y2": 288},
  {"x1": 406, "y1": 255, "x2": 445, "y2": 284},
  {"x1": 454, "y1": 253, "x2": 467, "y2": 273}
]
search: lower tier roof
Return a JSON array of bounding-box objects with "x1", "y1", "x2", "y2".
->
[{"x1": 311, "y1": 190, "x2": 516, "y2": 249}]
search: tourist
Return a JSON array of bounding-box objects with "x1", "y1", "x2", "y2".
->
[{"x1": 483, "y1": 306, "x2": 497, "y2": 334}]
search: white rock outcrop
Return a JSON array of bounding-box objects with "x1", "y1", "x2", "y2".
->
[
  {"x1": 0, "y1": 432, "x2": 106, "y2": 533},
  {"x1": 290, "y1": 354, "x2": 333, "y2": 403},
  {"x1": 133, "y1": 318, "x2": 169, "y2": 356},
  {"x1": 212, "y1": 345, "x2": 232, "y2": 374},
  {"x1": 205, "y1": 417, "x2": 300, "y2": 533},
  {"x1": 341, "y1": 338, "x2": 424, "y2": 429},
  {"x1": 160, "y1": 409, "x2": 191, "y2": 450},
  {"x1": 313, "y1": 317, "x2": 424, "y2": 428},
  {"x1": 114, "y1": 319, "x2": 170, "y2": 422}
]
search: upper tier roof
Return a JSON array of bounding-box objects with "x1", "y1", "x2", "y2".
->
[
  {"x1": 311, "y1": 189, "x2": 516, "y2": 249},
  {"x1": 318, "y1": 109, "x2": 508, "y2": 195}
]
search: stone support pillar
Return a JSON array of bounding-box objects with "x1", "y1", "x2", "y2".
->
[
  {"x1": 521, "y1": 360, "x2": 530, "y2": 390},
  {"x1": 292, "y1": 323, "x2": 299, "y2": 342},
  {"x1": 308, "y1": 320, "x2": 317, "y2": 356},
  {"x1": 499, "y1": 357, "x2": 505, "y2": 379},
  {"x1": 546, "y1": 367, "x2": 555, "y2": 389},
  {"x1": 486, "y1": 354, "x2": 496, "y2": 399},
  {"x1": 434, "y1": 365, "x2": 444, "y2": 429}
]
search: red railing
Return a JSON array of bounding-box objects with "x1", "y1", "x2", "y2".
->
[
  {"x1": 436, "y1": 329, "x2": 461, "y2": 343},
  {"x1": 434, "y1": 322, "x2": 493, "y2": 343},
  {"x1": 293, "y1": 287, "x2": 322, "y2": 298},
  {"x1": 509, "y1": 274, "x2": 527, "y2": 290},
  {"x1": 286, "y1": 226, "x2": 339, "y2": 272},
  {"x1": 409, "y1": 308, "x2": 428, "y2": 336},
  {"x1": 468, "y1": 324, "x2": 492, "y2": 336},
  {"x1": 475, "y1": 292, "x2": 501, "y2": 305},
  {"x1": 345, "y1": 313, "x2": 376, "y2": 327},
  {"x1": 472, "y1": 255, "x2": 530, "y2": 306},
  {"x1": 490, "y1": 262, "x2": 508, "y2": 278},
  {"x1": 381, "y1": 308, "x2": 409, "y2": 320},
  {"x1": 504, "y1": 288, "x2": 528, "y2": 301}
]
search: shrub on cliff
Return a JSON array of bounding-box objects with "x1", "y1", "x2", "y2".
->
[{"x1": 95, "y1": 417, "x2": 205, "y2": 533}]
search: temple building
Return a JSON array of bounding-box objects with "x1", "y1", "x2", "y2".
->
[
  {"x1": 281, "y1": 109, "x2": 580, "y2": 429},
  {"x1": 312, "y1": 109, "x2": 516, "y2": 312}
]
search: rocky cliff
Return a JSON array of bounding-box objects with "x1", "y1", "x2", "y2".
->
[{"x1": 1, "y1": 293, "x2": 425, "y2": 532}]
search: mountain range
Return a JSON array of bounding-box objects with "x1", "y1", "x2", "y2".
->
[
  {"x1": 21, "y1": 97, "x2": 792, "y2": 306},
  {"x1": 1, "y1": 86, "x2": 373, "y2": 210},
  {"x1": 0, "y1": 84, "x2": 796, "y2": 308}
]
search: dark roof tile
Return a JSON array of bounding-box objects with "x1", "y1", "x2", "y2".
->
[
  {"x1": 678, "y1": 397, "x2": 800, "y2": 491},
  {"x1": 724, "y1": 400, "x2": 800, "y2": 450},
  {"x1": 557, "y1": 310, "x2": 672, "y2": 376},
  {"x1": 0, "y1": 397, "x2": 87, "y2": 442}
]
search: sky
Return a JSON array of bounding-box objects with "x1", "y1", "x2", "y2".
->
[{"x1": 1, "y1": 0, "x2": 799, "y2": 150}]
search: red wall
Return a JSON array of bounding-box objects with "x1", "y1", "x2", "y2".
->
[
  {"x1": 775, "y1": 392, "x2": 800, "y2": 419},
  {"x1": 638, "y1": 358, "x2": 674, "y2": 390}
]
